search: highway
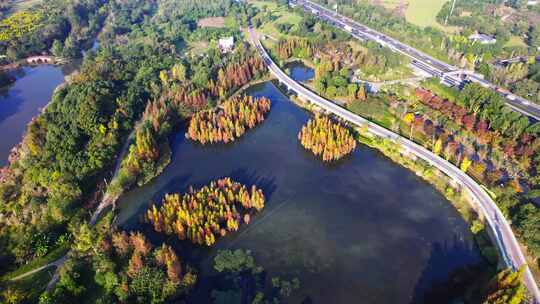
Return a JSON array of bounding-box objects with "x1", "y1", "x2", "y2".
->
[
  {"x1": 291, "y1": 0, "x2": 540, "y2": 121},
  {"x1": 248, "y1": 27, "x2": 540, "y2": 303}
]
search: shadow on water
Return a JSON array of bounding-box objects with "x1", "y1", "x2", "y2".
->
[
  {"x1": 0, "y1": 89, "x2": 24, "y2": 123},
  {"x1": 285, "y1": 61, "x2": 315, "y2": 83},
  {"x1": 410, "y1": 237, "x2": 487, "y2": 304},
  {"x1": 227, "y1": 168, "x2": 278, "y2": 201}
]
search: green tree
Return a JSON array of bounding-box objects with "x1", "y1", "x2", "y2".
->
[
  {"x1": 51, "y1": 40, "x2": 64, "y2": 58},
  {"x1": 71, "y1": 223, "x2": 97, "y2": 256},
  {"x1": 482, "y1": 267, "x2": 526, "y2": 304},
  {"x1": 213, "y1": 249, "x2": 258, "y2": 273}
]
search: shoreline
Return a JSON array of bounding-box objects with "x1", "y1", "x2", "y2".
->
[{"x1": 0, "y1": 64, "x2": 69, "y2": 172}]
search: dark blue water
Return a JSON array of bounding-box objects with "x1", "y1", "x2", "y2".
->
[
  {"x1": 116, "y1": 77, "x2": 486, "y2": 303},
  {"x1": 286, "y1": 61, "x2": 315, "y2": 82},
  {"x1": 0, "y1": 66, "x2": 66, "y2": 166}
]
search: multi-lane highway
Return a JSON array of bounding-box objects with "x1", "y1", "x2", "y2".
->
[
  {"x1": 291, "y1": 0, "x2": 540, "y2": 121},
  {"x1": 247, "y1": 27, "x2": 540, "y2": 303}
]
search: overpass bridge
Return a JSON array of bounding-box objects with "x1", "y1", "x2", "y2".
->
[
  {"x1": 248, "y1": 27, "x2": 540, "y2": 303},
  {"x1": 291, "y1": 0, "x2": 540, "y2": 121}
]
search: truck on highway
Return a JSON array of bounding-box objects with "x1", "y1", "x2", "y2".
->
[{"x1": 344, "y1": 25, "x2": 353, "y2": 32}]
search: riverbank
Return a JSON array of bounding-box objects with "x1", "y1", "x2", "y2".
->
[{"x1": 0, "y1": 65, "x2": 68, "y2": 168}]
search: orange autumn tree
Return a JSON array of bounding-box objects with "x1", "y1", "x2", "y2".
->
[
  {"x1": 146, "y1": 178, "x2": 265, "y2": 246},
  {"x1": 298, "y1": 115, "x2": 357, "y2": 161},
  {"x1": 186, "y1": 95, "x2": 271, "y2": 144}
]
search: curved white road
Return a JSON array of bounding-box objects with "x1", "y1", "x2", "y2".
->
[{"x1": 248, "y1": 28, "x2": 540, "y2": 303}]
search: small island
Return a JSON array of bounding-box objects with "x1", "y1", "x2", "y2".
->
[
  {"x1": 146, "y1": 177, "x2": 265, "y2": 246},
  {"x1": 298, "y1": 115, "x2": 357, "y2": 162},
  {"x1": 186, "y1": 95, "x2": 271, "y2": 144}
]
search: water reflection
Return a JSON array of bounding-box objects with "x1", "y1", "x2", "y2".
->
[
  {"x1": 285, "y1": 61, "x2": 315, "y2": 83},
  {"x1": 0, "y1": 66, "x2": 66, "y2": 166}
]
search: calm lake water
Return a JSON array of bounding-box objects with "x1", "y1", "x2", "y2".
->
[
  {"x1": 0, "y1": 65, "x2": 68, "y2": 167},
  {"x1": 285, "y1": 61, "x2": 315, "y2": 83},
  {"x1": 117, "y1": 63, "x2": 486, "y2": 303}
]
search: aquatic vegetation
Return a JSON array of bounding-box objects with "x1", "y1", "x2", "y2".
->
[
  {"x1": 186, "y1": 95, "x2": 271, "y2": 144},
  {"x1": 298, "y1": 115, "x2": 357, "y2": 161},
  {"x1": 146, "y1": 178, "x2": 265, "y2": 246}
]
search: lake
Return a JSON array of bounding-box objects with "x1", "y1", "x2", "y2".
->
[
  {"x1": 0, "y1": 65, "x2": 68, "y2": 167},
  {"x1": 116, "y1": 63, "x2": 486, "y2": 303}
]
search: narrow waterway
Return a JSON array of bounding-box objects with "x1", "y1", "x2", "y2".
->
[
  {"x1": 116, "y1": 63, "x2": 487, "y2": 303},
  {"x1": 0, "y1": 65, "x2": 68, "y2": 166}
]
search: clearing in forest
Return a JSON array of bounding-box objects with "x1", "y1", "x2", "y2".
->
[{"x1": 197, "y1": 17, "x2": 226, "y2": 28}]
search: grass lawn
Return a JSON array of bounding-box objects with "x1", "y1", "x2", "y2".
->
[
  {"x1": 249, "y1": 0, "x2": 303, "y2": 39},
  {"x1": 504, "y1": 35, "x2": 528, "y2": 48},
  {"x1": 404, "y1": 0, "x2": 447, "y2": 28},
  {"x1": 378, "y1": 0, "x2": 451, "y2": 30}
]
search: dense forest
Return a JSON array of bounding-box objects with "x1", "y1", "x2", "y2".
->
[
  {"x1": 0, "y1": 42, "x2": 172, "y2": 276},
  {"x1": 146, "y1": 178, "x2": 265, "y2": 246},
  {"x1": 416, "y1": 81, "x2": 540, "y2": 189},
  {"x1": 298, "y1": 115, "x2": 357, "y2": 161},
  {"x1": 33, "y1": 213, "x2": 198, "y2": 303},
  {"x1": 0, "y1": 0, "x2": 109, "y2": 63},
  {"x1": 313, "y1": 59, "x2": 366, "y2": 101},
  {"x1": 187, "y1": 95, "x2": 271, "y2": 144}
]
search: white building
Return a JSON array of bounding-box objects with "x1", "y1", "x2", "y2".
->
[
  {"x1": 218, "y1": 36, "x2": 235, "y2": 53},
  {"x1": 468, "y1": 32, "x2": 497, "y2": 45}
]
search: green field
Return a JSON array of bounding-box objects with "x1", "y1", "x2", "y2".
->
[
  {"x1": 249, "y1": 0, "x2": 303, "y2": 39},
  {"x1": 504, "y1": 35, "x2": 528, "y2": 48},
  {"x1": 405, "y1": 0, "x2": 447, "y2": 28},
  {"x1": 379, "y1": 0, "x2": 448, "y2": 29}
]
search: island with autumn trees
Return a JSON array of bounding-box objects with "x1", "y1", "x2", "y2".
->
[
  {"x1": 146, "y1": 178, "x2": 265, "y2": 247},
  {"x1": 298, "y1": 115, "x2": 357, "y2": 162},
  {"x1": 186, "y1": 95, "x2": 271, "y2": 144}
]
